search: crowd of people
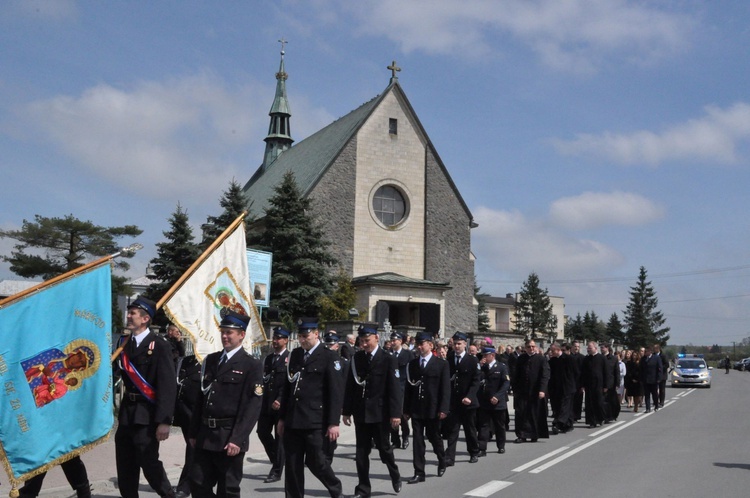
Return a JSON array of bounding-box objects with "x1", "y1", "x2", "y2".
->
[{"x1": 17, "y1": 298, "x2": 672, "y2": 498}]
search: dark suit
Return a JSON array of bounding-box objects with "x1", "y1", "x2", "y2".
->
[
  {"x1": 657, "y1": 352, "x2": 669, "y2": 407},
  {"x1": 550, "y1": 353, "x2": 578, "y2": 432},
  {"x1": 173, "y1": 355, "x2": 202, "y2": 496},
  {"x1": 581, "y1": 352, "x2": 608, "y2": 427},
  {"x1": 343, "y1": 347, "x2": 402, "y2": 496},
  {"x1": 340, "y1": 341, "x2": 356, "y2": 361},
  {"x1": 640, "y1": 354, "x2": 663, "y2": 411},
  {"x1": 257, "y1": 349, "x2": 289, "y2": 479},
  {"x1": 604, "y1": 353, "x2": 621, "y2": 421},
  {"x1": 390, "y1": 348, "x2": 413, "y2": 446},
  {"x1": 512, "y1": 353, "x2": 550, "y2": 440},
  {"x1": 477, "y1": 360, "x2": 509, "y2": 452},
  {"x1": 404, "y1": 354, "x2": 450, "y2": 478},
  {"x1": 115, "y1": 332, "x2": 177, "y2": 498},
  {"x1": 189, "y1": 348, "x2": 263, "y2": 498},
  {"x1": 571, "y1": 352, "x2": 585, "y2": 421},
  {"x1": 280, "y1": 343, "x2": 344, "y2": 498},
  {"x1": 443, "y1": 350, "x2": 480, "y2": 462}
]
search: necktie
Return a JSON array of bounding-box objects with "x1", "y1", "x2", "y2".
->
[
  {"x1": 219, "y1": 352, "x2": 228, "y2": 366},
  {"x1": 368, "y1": 352, "x2": 373, "y2": 363},
  {"x1": 304, "y1": 351, "x2": 310, "y2": 363},
  {"x1": 455, "y1": 355, "x2": 460, "y2": 366},
  {"x1": 421, "y1": 358, "x2": 426, "y2": 369}
]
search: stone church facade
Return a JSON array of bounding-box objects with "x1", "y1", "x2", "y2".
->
[{"x1": 243, "y1": 54, "x2": 476, "y2": 336}]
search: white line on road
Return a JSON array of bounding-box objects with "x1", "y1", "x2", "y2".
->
[
  {"x1": 511, "y1": 444, "x2": 574, "y2": 472},
  {"x1": 587, "y1": 420, "x2": 625, "y2": 437},
  {"x1": 464, "y1": 480, "x2": 514, "y2": 496}
]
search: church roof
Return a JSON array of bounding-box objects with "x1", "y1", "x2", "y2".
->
[
  {"x1": 242, "y1": 80, "x2": 474, "y2": 224},
  {"x1": 351, "y1": 272, "x2": 451, "y2": 290}
]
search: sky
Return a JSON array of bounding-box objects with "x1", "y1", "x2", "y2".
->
[{"x1": 1, "y1": 0, "x2": 749, "y2": 346}]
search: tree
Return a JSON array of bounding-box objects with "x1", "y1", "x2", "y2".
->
[
  {"x1": 623, "y1": 266, "x2": 670, "y2": 348},
  {"x1": 475, "y1": 278, "x2": 491, "y2": 335},
  {"x1": 251, "y1": 171, "x2": 336, "y2": 321},
  {"x1": 565, "y1": 313, "x2": 584, "y2": 341},
  {"x1": 146, "y1": 204, "x2": 201, "y2": 303},
  {"x1": 606, "y1": 312, "x2": 625, "y2": 345},
  {"x1": 201, "y1": 179, "x2": 253, "y2": 248},
  {"x1": 319, "y1": 270, "x2": 361, "y2": 323},
  {"x1": 583, "y1": 311, "x2": 606, "y2": 342},
  {"x1": 513, "y1": 272, "x2": 558, "y2": 341},
  {"x1": 0, "y1": 214, "x2": 142, "y2": 328},
  {"x1": 1, "y1": 214, "x2": 141, "y2": 279}
]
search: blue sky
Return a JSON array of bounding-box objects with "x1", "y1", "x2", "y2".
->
[{"x1": 2, "y1": 0, "x2": 749, "y2": 346}]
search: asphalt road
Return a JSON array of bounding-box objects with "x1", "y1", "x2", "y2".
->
[{"x1": 5, "y1": 367, "x2": 748, "y2": 497}]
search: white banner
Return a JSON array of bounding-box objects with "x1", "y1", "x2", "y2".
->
[{"x1": 163, "y1": 224, "x2": 265, "y2": 360}]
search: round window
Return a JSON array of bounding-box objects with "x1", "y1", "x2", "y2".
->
[{"x1": 372, "y1": 185, "x2": 407, "y2": 227}]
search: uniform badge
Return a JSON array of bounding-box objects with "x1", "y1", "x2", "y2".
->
[
  {"x1": 254, "y1": 384, "x2": 264, "y2": 396},
  {"x1": 334, "y1": 361, "x2": 341, "y2": 371},
  {"x1": 395, "y1": 369, "x2": 400, "y2": 378}
]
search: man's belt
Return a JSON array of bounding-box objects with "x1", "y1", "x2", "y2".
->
[
  {"x1": 124, "y1": 390, "x2": 148, "y2": 402},
  {"x1": 202, "y1": 417, "x2": 235, "y2": 429}
]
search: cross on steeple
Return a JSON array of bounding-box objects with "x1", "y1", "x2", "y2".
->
[
  {"x1": 387, "y1": 60, "x2": 401, "y2": 82},
  {"x1": 278, "y1": 37, "x2": 287, "y2": 55}
]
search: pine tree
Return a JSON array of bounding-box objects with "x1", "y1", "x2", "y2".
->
[
  {"x1": 513, "y1": 272, "x2": 558, "y2": 340},
  {"x1": 606, "y1": 312, "x2": 625, "y2": 345},
  {"x1": 252, "y1": 171, "x2": 336, "y2": 321},
  {"x1": 201, "y1": 179, "x2": 253, "y2": 248},
  {"x1": 319, "y1": 270, "x2": 360, "y2": 323},
  {"x1": 475, "y1": 278, "x2": 491, "y2": 334},
  {"x1": 565, "y1": 312, "x2": 584, "y2": 341},
  {"x1": 146, "y1": 204, "x2": 201, "y2": 302},
  {"x1": 623, "y1": 266, "x2": 670, "y2": 348}
]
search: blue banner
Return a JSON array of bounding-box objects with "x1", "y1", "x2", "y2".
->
[{"x1": 0, "y1": 264, "x2": 113, "y2": 482}]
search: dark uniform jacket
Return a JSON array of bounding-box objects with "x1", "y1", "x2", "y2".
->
[
  {"x1": 117, "y1": 332, "x2": 177, "y2": 427},
  {"x1": 479, "y1": 360, "x2": 509, "y2": 411},
  {"x1": 189, "y1": 348, "x2": 263, "y2": 452},
  {"x1": 343, "y1": 347, "x2": 402, "y2": 423},
  {"x1": 261, "y1": 349, "x2": 289, "y2": 416},
  {"x1": 280, "y1": 344, "x2": 344, "y2": 429},
  {"x1": 404, "y1": 354, "x2": 450, "y2": 419},
  {"x1": 391, "y1": 348, "x2": 413, "y2": 391},
  {"x1": 174, "y1": 355, "x2": 202, "y2": 428},
  {"x1": 557, "y1": 354, "x2": 580, "y2": 395},
  {"x1": 605, "y1": 354, "x2": 619, "y2": 390},
  {"x1": 446, "y1": 350, "x2": 480, "y2": 410}
]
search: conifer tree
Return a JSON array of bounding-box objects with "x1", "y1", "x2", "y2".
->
[
  {"x1": 606, "y1": 312, "x2": 625, "y2": 345},
  {"x1": 475, "y1": 278, "x2": 491, "y2": 334},
  {"x1": 252, "y1": 171, "x2": 336, "y2": 321},
  {"x1": 147, "y1": 204, "x2": 201, "y2": 302},
  {"x1": 623, "y1": 266, "x2": 670, "y2": 348},
  {"x1": 201, "y1": 179, "x2": 253, "y2": 248},
  {"x1": 513, "y1": 272, "x2": 557, "y2": 340},
  {"x1": 565, "y1": 312, "x2": 584, "y2": 341},
  {"x1": 319, "y1": 270, "x2": 360, "y2": 322}
]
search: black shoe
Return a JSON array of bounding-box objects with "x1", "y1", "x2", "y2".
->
[
  {"x1": 445, "y1": 459, "x2": 455, "y2": 467},
  {"x1": 551, "y1": 426, "x2": 560, "y2": 435},
  {"x1": 514, "y1": 437, "x2": 526, "y2": 443},
  {"x1": 498, "y1": 448, "x2": 505, "y2": 454},
  {"x1": 469, "y1": 455, "x2": 479, "y2": 463},
  {"x1": 408, "y1": 475, "x2": 425, "y2": 484},
  {"x1": 530, "y1": 438, "x2": 538, "y2": 442},
  {"x1": 174, "y1": 492, "x2": 190, "y2": 498},
  {"x1": 478, "y1": 450, "x2": 487, "y2": 457},
  {"x1": 645, "y1": 409, "x2": 651, "y2": 413},
  {"x1": 263, "y1": 473, "x2": 281, "y2": 484},
  {"x1": 401, "y1": 438, "x2": 410, "y2": 450},
  {"x1": 393, "y1": 478, "x2": 402, "y2": 493},
  {"x1": 352, "y1": 494, "x2": 366, "y2": 498},
  {"x1": 437, "y1": 465, "x2": 446, "y2": 477}
]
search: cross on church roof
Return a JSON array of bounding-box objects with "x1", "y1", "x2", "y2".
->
[
  {"x1": 387, "y1": 60, "x2": 401, "y2": 82},
  {"x1": 278, "y1": 37, "x2": 287, "y2": 55}
]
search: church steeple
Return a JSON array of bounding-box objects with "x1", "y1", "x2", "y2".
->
[{"x1": 262, "y1": 39, "x2": 294, "y2": 170}]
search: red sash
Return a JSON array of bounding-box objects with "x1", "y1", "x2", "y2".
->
[{"x1": 120, "y1": 337, "x2": 156, "y2": 403}]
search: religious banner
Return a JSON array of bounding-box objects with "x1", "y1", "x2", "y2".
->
[
  {"x1": 163, "y1": 217, "x2": 265, "y2": 361},
  {"x1": 0, "y1": 263, "x2": 113, "y2": 487}
]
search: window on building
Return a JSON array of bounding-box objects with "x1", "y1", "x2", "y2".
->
[
  {"x1": 389, "y1": 118, "x2": 398, "y2": 135},
  {"x1": 372, "y1": 185, "x2": 407, "y2": 227}
]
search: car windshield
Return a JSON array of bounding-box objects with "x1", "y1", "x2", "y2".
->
[{"x1": 678, "y1": 360, "x2": 706, "y2": 369}]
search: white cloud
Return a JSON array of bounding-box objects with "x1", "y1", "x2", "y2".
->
[
  {"x1": 549, "y1": 191, "x2": 665, "y2": 230},
  {"x1": 338, "y1": 0, "x2": 692, "y2": 71},
  {"x1": 16, "y1": 73, "x2": 334, "y2": 200},
  {"x1": 553, "y1": 102, "x2": 750, "y2": 165},
  {"x1": 472, "y1": 206, "x2": 624, "y2": 280}
]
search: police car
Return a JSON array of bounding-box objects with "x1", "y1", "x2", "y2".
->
[{"x1": 671, "y1": 354, "x2": 711, "y2": 388}]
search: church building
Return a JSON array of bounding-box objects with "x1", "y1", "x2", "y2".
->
[{"x1": 242, "y1": 50, "x2": 477, "y2": 336}]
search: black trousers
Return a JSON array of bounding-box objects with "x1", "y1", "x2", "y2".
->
[
  {"x1": 390, "y1": 415, "x2": 411, "y2": 445},
  {"x1": 573, "y1": 389, "x2": 584, "y2": 420},
  {"x1": 19, "y1": 456, "x2": 89, "y2": 497},
  {"x1": 175, "y1": 423, "x2": 195, "y2": 494},
  {"x1": 257, "y1": 411, "x2": 284, "y2": 476},
  {"x1": 354, "y1": 420, "x2": 400, "y2": 496},
  {"x1": 115, "y1": 423, "x2": 172, "y2": 498},
  {"x1": 284, "y1": 427, "x2": 342, "y2": 498},
  {"x1": 190, "y1": 448, "x2": 244, "y2": 498},
  {"x1": 644, "y1": 383, "x2": 659, "y2": 411},
  {"x1": 443, "y1": 407, "x2": 479, "y2": 461},
  {"x1": 410, "y1": 417, "x2": 446, "y2": 477},
  {"x1": 477, "y1": 409, "x2": 506, "y2": 451},
  {"x1": 658, "y1": 379, "x2": 667, "y2": 407}
]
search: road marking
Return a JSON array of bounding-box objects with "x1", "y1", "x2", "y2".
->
[
  {"x1": 587, "y1": 420, "x2": 624, "y2": 437},
  {"x1": 529, "y1": 411, "x2": 654, "y2": 473},
  {"x1": 464, "y1": 480, "x2": 514, "y2": 496},
  {"x1": 511, "y1": 444, "x2": 574, "y2": 472}
]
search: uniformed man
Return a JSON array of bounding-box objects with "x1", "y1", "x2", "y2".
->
[
  {"x1": 188, "y1": 310, "x2": 263, "y2": 498},
  {"x1": 343, "y1": 324, "x2": 402, "y2": 497},
  {"x1": 388, "y1": 331, "x2": 413, "y2": 450},
  {"x1": 172, "y1": 352, "x2": 202, "y2": 498},
  {"x1": 443, "y1": 331, "x2": 481, "y2": 465},
  {"x1": 322, "y1": 330, "x2": 349, "y2": 466},
  {"x1": 115, "y1": 296, "x2": 177, "y2": 498},
  {"x1": 278, "y1": 318, "x2": 345, "y2": 498},
  {"x1": 403, "y1": 331, "x2": 450, "y2": 484},
  {"x1": 257, "y1": 326, "x2": 290, "y2": 484},
  {"x1": 476, "y1": 346, "x2": 509, "y2": 454}
]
